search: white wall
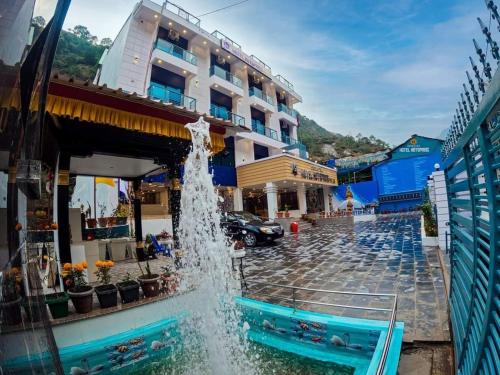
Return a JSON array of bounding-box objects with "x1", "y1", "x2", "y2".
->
[{"x1": 429, "y1": 170, "x2": 450, "y2": 251}]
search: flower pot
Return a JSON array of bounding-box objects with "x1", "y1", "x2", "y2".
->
[
  {"x1": 117, "y1": 280, "x2": 140, "y2": 303},
  {"x1": 68, "y1": 286, "x2": 94, "y2": 314},
  {"x1": 86, "y1": 218, "x2": 97, "y2": 229},
  {"x1": 95, "y1": 284, "x2": 118, "y2": 308},
  {"x1": 98, "y1": 218, "x2": 108, "y2": 228},
  {"x1": 138, "y1": 274, "x2": 160, "y2": 298},
  {"x1": 1, "y1": 297, "x2": 22, "y2": 326},
  {"x1": 277, "y1": 212, "x2": 284, "y2": 218},
  {"x1": 115, "y1": 217, "x2": 127, "y2": 226},
  {"x1": 284, "y1": 212, "x2": 290, "y2": 218},
  {"x1": 45, "y1": 292, "x2": 69, "y2": 319},
  {"x1": 23, "y1": 296, "x2": 45, "y2": 322},
  {"x1": 107, "y1": 217, "x2": 116, "y2": 227}
]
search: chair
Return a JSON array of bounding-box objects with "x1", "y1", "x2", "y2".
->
[{"x1": 150, "y1": 235, "x2": 172, "y2": 257}]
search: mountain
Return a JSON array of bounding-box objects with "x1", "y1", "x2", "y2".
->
[{"x1": 298, "y1": 114, "x2": 390, "y2": 161}]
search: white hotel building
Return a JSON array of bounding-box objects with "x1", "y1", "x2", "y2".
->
[{"x1": 95, "y1": 0, "x2": 337, "y2": 220}]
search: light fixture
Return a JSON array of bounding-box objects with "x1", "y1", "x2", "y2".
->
[
  {"x1": 183, "y1": 70, "x2": 187, "y2": 74},
  {"x1": 183, "y1": 29, "x2": 187, "y2": 33},
  {"x1": 203, "y1": 40, "x2": 207, "y2": 45},
  {"x1": 230, "y1": 91, "x2": 234, "y2": 95},
  {"x1": 154, "y1": 14, "x2": 158, "y2": 18},
  {"x1": 168, "y1": 21, "x2": 172, "y2": 25},
  {"x1": 158, "y1": 59, "x2": 163, "y2": 63},
  {"x1": 215, "y1": 84, "x2": 218, "y2": 87},
  {"x1": 215, "y1": 48, "x2": 219, "y2": 52},
  {"x1": 227, "y1": 55, "x2": 231, "y2": 59}
]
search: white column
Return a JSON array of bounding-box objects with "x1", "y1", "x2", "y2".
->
[
  {"x1": 322, "y1": 187, "x2": 331, "y2": 213},
  {"x1": 431, "y1": 170, "x2": 450, "y2": 251},
  {"x1": 264, "y1": 182, "x2": 278, "y2": 220},
  {"x1": 297, "y1": 184, "x2": 307, "y2": 215},
  {"x1": 233, "y1": 187, "x2": 244, "y2": 211}
]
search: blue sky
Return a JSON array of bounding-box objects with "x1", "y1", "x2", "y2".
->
[{"x1": 60, "y1": 0, "x2": 493, "y2": 145}]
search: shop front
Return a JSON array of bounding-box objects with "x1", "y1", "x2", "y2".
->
[{"x1": 235, "y1": 154, "x2": 337, "y2": 219}]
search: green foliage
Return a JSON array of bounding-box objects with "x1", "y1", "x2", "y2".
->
[
  {"x1": 52, "y1": 25, "x2": 109, "y2": 81},
  {"x1": 422, "y1": 201, "x2": 438, "y2": 237},
  {"x1": 297, "y1": 113, "x2": 390, "y2": 161}
]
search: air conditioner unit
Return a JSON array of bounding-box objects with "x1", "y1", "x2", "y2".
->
[
  {"x1": 216, "y1": 55, "x2": 226, "y2": 65},
  {"x1": 168, "y1": 29, "x2": 180, "y2": 41}
]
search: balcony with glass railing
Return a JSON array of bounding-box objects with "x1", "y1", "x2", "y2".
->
[
  {"x1": 278, "y1": 103, "x2": 297, "y2": 118},
  {"x1": 148, "y1": 82, "x2": 196, "y2": 110},
  {"x1": 165, "y1": 1, "x2": 201, "y2": 27},
  {"x1": 209, "y1": 65, "x2": 242, "y2": 88},
  {"x1": 252, "y1": 119, "x2": 278, "y2": 141},
  {"x1": 249, "y1": 87, "x2": 274, "y2": 106},
  {"x1": 155, "y1": 38, "x2": 197, "y2": 65},
  {"x1": 210, "y1": 103, "x2": 245, "y2": 126}
]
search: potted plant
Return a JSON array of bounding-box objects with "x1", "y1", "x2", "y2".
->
[
  {"x1": 86, "y1": 218, "x2": 97, "y2": 229},
  {"x1": 66, "y1": 262, "x2": 94, "y2": 314},
  {"x1": 45, "y1": 291, "x2": 69, "y2": 319},
  {"x1": 97, "y1": 203, "x2": 107, "y2": 228},
  {"x1": 137, "y1": 260, "x2": 160, "y2": 298},
  {"x1": 94, "y1": 260, "x2": 117, "y2": 308},
  {"x1": 276, "y1": 211, "x2": 284, "y2": 218},
  {"x1": 116, "y1": 272, "x2": 140, "y2": 304},
  {"x1": 159, "y1": 265, "x2": 180, "y2": 295},
  {"x1": 112, "y1": 204, "x2": 129, "y2": 226},
  {"x1": 284, "y1": 204, "x2": 290, "y2": 218},
  {"x1": 1, "y1": 267, "x2": 23, "y2": 326}
]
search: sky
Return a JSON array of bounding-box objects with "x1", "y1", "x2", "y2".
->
[{"x1": 60, "y1": 0, "x2": 494, "y2": 145}]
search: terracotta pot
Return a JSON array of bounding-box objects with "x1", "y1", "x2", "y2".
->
[
  {"x1": 86, "y1": 218, "x2": 97, "y2": 229},
  {"x1": 95, "y1": 284, "x2": 118, "y2": 308},
  {"x1": 107, "y1": 217, "x2": 116, "y2": 227},
  {"x1": 1, "y1": 297, "x2": 22, "y2": 326},
  {"x1": 277, "y1": 212, "x2": 283, "y2": 218},
  {"x1": 98, "y1": 218, "x2": 108, "y2": 228},
  {"x1": 284, "y1": 212, "x2": 290, "y2": 218},
  {"x1": 138, "y1": 274, "x2": 160, "y2": 298},
  {"x1": 68, "y1": 286, "x2": 94, "y2": 314},
  {"x1": 117, "y1": 280, "x2": 140, "y2": 303}
]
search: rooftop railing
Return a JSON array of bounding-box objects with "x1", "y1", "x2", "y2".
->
[
  {"x1": 210, "y1": 65, "x2": 243, "y2": 88},
  {"x1": 155, "y1": 38, "x2": 197, "y2": 65},
  {"x1": 244, "y1": 281, "x2": 398, "y2": 375},
  {"x1": 210, "y1": 103, "x2": 245, "y2": 126},
  {"x1": 275, "y1": 74, "x2": 295, "y2": 91},
  {"x1": 278, "y1": 103, "x2": 297, "y2": 117},
  {"x1": 252, "y1": 119, "x2": 278, "y2": 140},
  {"x1": 164, "y1": 1, "x2": 200, "y2": 27},
  {"x1": 249, "y1": 86, "x2": 274, "y2": 106},
  {"x1": 211, "y1": 30, "x2": 242, "y2": 49},
  {"x1": 148, "y1": 82, "x2": 196, "y2": 110}
]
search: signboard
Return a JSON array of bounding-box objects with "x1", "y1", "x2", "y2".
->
[
  {"x1": 221, "y1": 38, "x2": 272, "y2": 78},
  {"x1": 291, "y1": 163, "x2": 336, "y2": 184},
  {"x1": 391, "y1": 136, "x2": 442, "y2": 160}
]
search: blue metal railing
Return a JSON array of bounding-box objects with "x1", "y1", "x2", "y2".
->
[
  {"x1": 210, "y1": 103, "x2": 245, "y2": 126},
  {"x1": 148, "y1": 82, "x2": 196, "y2": 110},
  {"x1": 251, "y1": 119, "x2": 278, "y2": 140},
  {"x1": 278, "y1": 103, "x2": 297, "y2": 117},
  {"x1": 210, "y1": 65, "x2": 242, "y2": 88},
  {"x1": 249, "y1": 86, "x2": 274, "y2": 106},
  {"x1": 155, "y1": 38, "x2": 197, "y2": 65}
]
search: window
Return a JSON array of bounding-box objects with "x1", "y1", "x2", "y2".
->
[{"x1": 278, "y1": 191, "x2": 298, "y2": 210}]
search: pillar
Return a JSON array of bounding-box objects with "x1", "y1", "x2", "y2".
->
[
  {"x1": 297, "y1": 184, "x2": 307, "y2": 215},
  {"x1": 233, "y1": 187, "x2": 243, "y2": 211},
  {"x1": 133, "y1": 179, "x2": 146, "y2": 261},
  {"x1": 6, "y1": 162, "x2": 19, "y2": 261},
  {"x1": 264, "y1": 182, "x2": 278, "y2": 220},
  {"x1": 168, "y1": 166, "x2": 182, "y2": 248},
  {"x1": 56, "y1": 152, "x2": 71, "y2": 264},
  {"x1": 430, "y1": 170, "x2": 450, "y2": 251},
  {"x1": 323, "y1": 187, "x2": 331, "y2": 213}
]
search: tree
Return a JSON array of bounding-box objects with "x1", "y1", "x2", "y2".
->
[
  {"x1": 71, "y1": 25, "x2": 92, "y2": 41},
  {"x1": 100, "y1": 38, "x2": 113, "y2": 47}
]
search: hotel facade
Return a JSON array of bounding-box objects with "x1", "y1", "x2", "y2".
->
[{"x1": 94, "y1": 0, "x2": 337, "y2": 220}]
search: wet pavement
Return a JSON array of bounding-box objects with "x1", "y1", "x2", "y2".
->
[{"x1": 243, "y1": 213, "x2": 450, "y2": 343}]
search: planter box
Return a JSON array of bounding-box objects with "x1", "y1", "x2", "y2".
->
[
  {"x1": 45, "y1": 292, "x2": 69, "y2": 319},
  {"x1": 421, "y1": 215, "x2": 439, "y2": 247},
  {"x1": 95, "y1": 284, "x2": 118, "y2": 308},
  {"x1": 117, "y1": 280, "x2": 140, "y2": 304}
]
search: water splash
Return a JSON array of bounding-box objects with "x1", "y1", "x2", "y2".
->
[{"x1": 177, "y1": 117, "x2": 255, "y2": 375}]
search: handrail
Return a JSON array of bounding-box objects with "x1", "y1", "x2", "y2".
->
[
  {"x1": 155, "y1": 38, "x2": 197, "y2": 65},
  {"x1": 210, "y1": 65, "x2": 243, "y2": 88},
  {"x1": 244, "y1": 280, "x2": 398, "y2": 375}
]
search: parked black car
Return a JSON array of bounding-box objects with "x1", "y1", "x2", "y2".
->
[{"x1": 221, "y1": 211, "x2": 284, "y2": 247}]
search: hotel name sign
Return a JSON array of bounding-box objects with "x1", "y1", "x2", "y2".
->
[
  {"x1": 291, "y1": 163, "x2": 336, "y2": 184},
  {"x1": 221, "y1": 38, "x2": 272, "y2": 78}
]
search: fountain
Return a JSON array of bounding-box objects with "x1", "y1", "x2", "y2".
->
[{"x1": 176, "y1": 117, "x2": 255, "y2": 375}]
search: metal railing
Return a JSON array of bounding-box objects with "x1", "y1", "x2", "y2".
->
[
  {"x1": 252, "y1": 119, "x2": 278, "y2": 140},
  {"x1": 249, "y1": 86, "x2": 274, "y2": 105},
  {"x1": 210, "y1": 103, "x2": 245, "y2": 126},
  {"x1": 210, "y1": 65, "x2": 243, "y2": 88},
  {"x1": 155, "y1": 38, "x2": 197, "y2": 65},
  {"x1": 165, "y1": 1, "x2": 200, "y2": 27},
  {"x1": 281, "y1": 133, "x2": 298, "y2": 145},
  {"x1": 211, "y1": 30, "x2": 242, "y2": 49},
  {"x1": 148, "y1": 82, "x2": 197, "y2": 110},
  {"x1": 278, "y1": 103, "x2": 297, "y2": 117},
  {"x1": 274, "y1": 74, "x2": 295, "y2": 91},
  {"x1": 244, "y1": 281, "x2": 398, "y2": 375}
]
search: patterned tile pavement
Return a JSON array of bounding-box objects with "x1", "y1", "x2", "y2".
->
[{"x1": 242, "y1": 213, "x2": 450, "y2": 343}]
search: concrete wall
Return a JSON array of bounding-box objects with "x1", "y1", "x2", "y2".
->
[{"x1": 428, "y1": 170, "x2": 449, "y2": 250}]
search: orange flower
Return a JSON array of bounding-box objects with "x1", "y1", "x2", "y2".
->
[
  {"x1": 95, "y1": 260, "x2": 103, "y2": 268},
  {"x1": 63, "y1": 263, "x2": 73, "y2": 271},
  {"x1": 81, "y1": 261, "x2": 88, "y2": 269},
  {"x1": 74, "y1": 263, "x2": 84, "y2": 272},
  {"x1": 10, "y1": 267, "x2": 20, "y2": 275},
  {"x1": 106, "y1": 260, "x2": 114, "y2": 267}
]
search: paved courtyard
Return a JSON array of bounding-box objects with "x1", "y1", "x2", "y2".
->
[{"x1": 243, "y1": 213, "x2": 450, "y2": 343}]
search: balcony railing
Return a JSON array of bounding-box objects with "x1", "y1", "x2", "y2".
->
[
  {"x1": 155, "y1": 38, "x2": 197, "y2": 66},
  {"x1": 210, "y1": 103, "x2": 245, "y2": 126},
  {"x1": 252, "y1": 119, "x2": 278, "y2": 140},
  {"x1": 148, "y1": 82, "x2": 196, "y2": 110},
  {"x1": 249, "y1": 86, "x2": 274, "y2": 106},
  {"x1": 210, "y1": 65, "x2": 242, "y2": 88},
  {"x1": 278, "y1": 103, "x2": 297, "y2": 117},
  {"x1": 281, "y1": 133, "x2": 299, "y2": 146},
  {"x1": 165, "y1": 1, "x2": 200, "y2": 27}
]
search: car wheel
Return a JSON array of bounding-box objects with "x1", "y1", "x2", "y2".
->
[{"x1": 243, "y1": 233, "x2": 257, "y2": 247}]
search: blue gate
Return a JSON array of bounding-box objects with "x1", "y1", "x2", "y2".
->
[{"x1": 442, "y1": 40, "x2": 500, "y2": 375}]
